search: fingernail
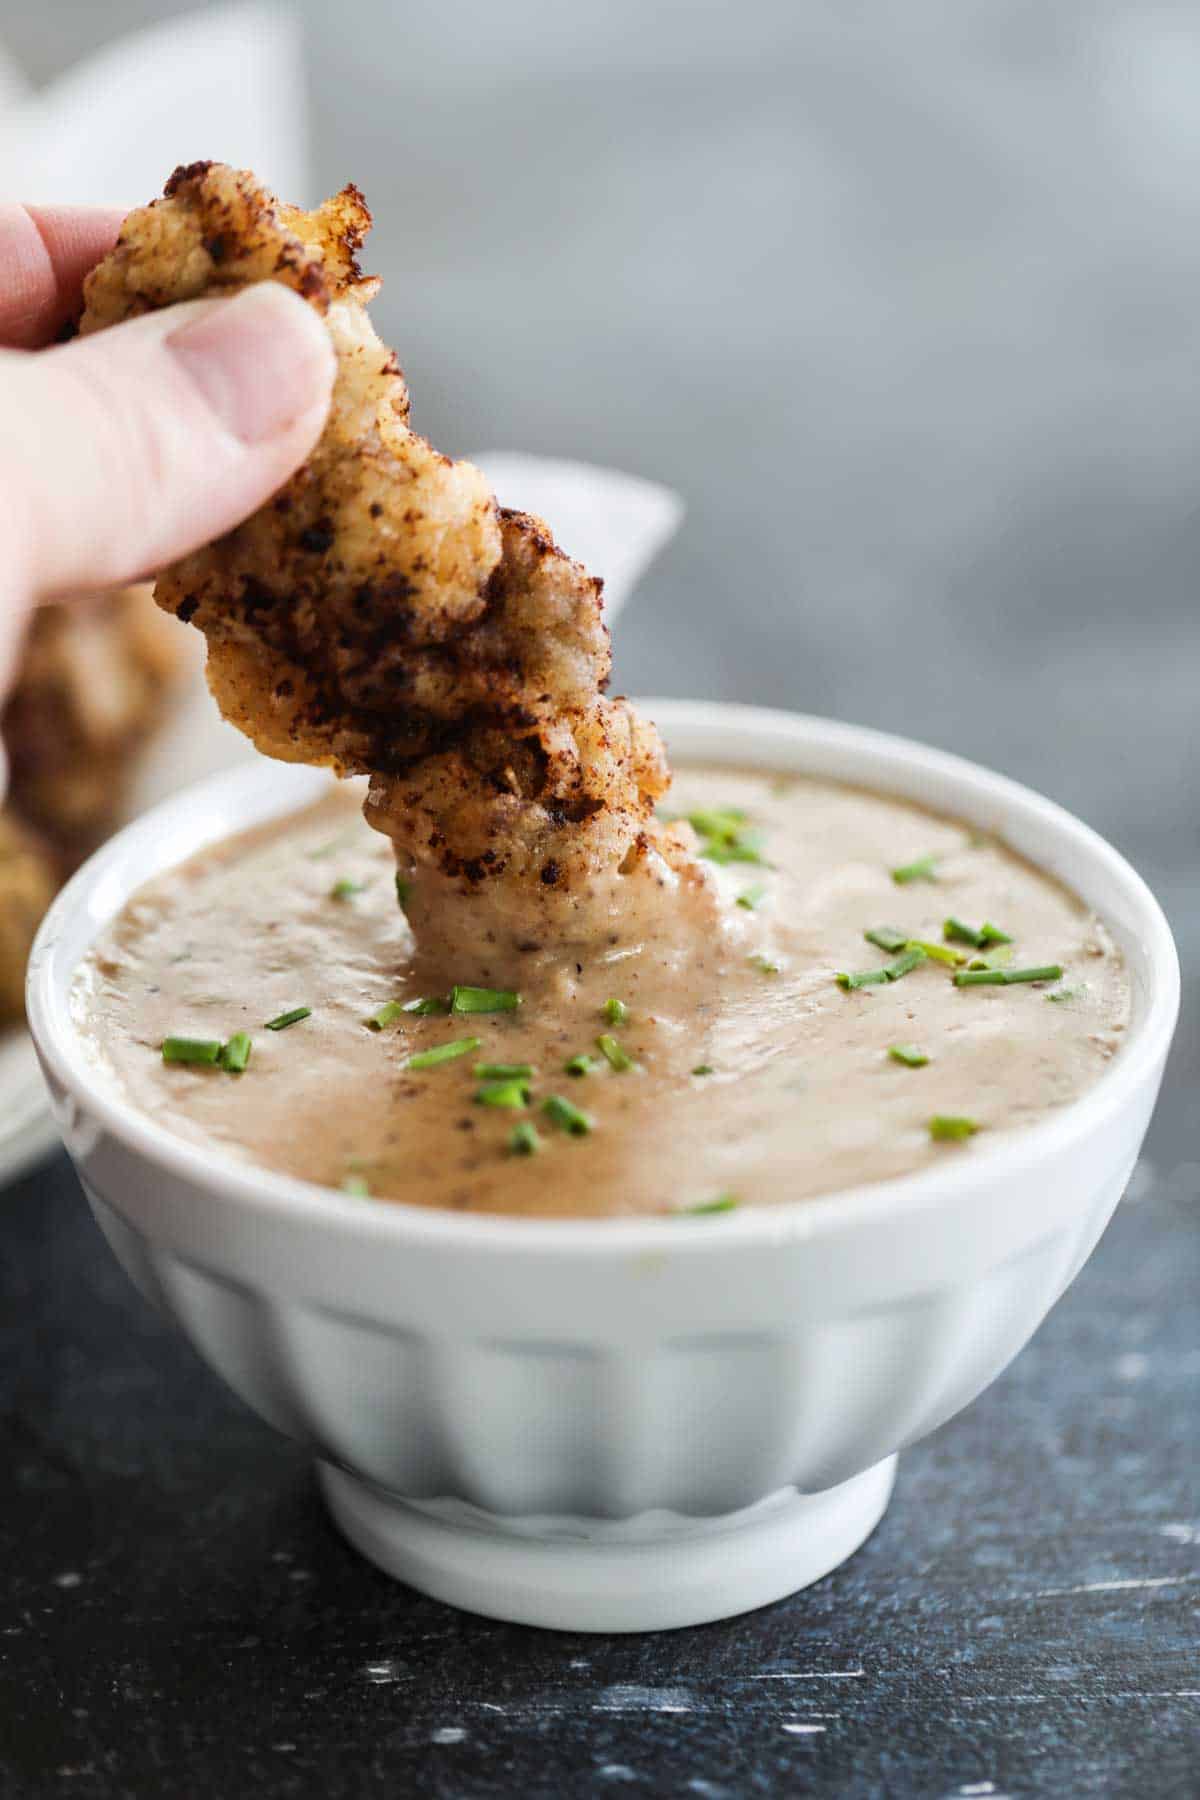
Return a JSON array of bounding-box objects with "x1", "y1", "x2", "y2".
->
[{"x1": 167, "y1": 284, "x2": 334, "y2": 444}]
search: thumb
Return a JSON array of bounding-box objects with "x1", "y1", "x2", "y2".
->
[{"x1": 0, "y1": 282, "x2": 335, "y2": 605}]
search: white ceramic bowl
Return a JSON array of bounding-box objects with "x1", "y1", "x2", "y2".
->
[{"x1": 26, "y1": 703, "x2": 1178, "y2": 1632}]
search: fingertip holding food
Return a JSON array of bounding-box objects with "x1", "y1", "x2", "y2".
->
[{"x1": 166, "y1": 282, "x2": 336, "y2": 446}]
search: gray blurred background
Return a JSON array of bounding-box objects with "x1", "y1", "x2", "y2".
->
[{"x1": 3, "y1": 0, "x2": 1197, "y2": 1145}]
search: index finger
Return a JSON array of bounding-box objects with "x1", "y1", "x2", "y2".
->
[{"x1": 0, "y1": 205, "x2": 126, "y2": 350}]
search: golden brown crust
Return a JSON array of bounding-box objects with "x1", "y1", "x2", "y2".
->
[
  {"x1": 367, "y1": 695, "x2": 670, "y2": 888},
  {"x1": 83, "y1": 161, "x2": 370, "y2": 321}
]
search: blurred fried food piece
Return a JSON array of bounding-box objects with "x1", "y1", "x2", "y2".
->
[
  {"x1": 79, "y1": 163, "x2": 721, "y2": 967},
  {"x1": 0, "y1": 810, "x2": 57, "y2": 1022},
  {"x1": 2, "y1": 586, "x2": 183, "y2": 868}
]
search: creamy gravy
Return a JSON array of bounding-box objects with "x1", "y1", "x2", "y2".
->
[{"x1": 72, "y1": 769, "x2": 1130, "y2": 1218}]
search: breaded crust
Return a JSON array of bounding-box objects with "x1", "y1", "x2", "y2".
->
[{"x1": 79, "y1": 164, "x2": 690, "y2": 948}]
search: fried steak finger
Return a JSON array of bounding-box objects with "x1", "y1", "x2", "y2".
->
[{"x1": 80, "y1": 164, "x2": 722, "y2": 968}]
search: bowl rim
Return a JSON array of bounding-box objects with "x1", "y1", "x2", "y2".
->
[{"x1": 27, "y1": 699, "x2": 1179, "y2": 1255}]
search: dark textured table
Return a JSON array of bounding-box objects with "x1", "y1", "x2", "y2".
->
[{"x1": 0, "y1": 1146, "x2": 1195, "y2": 1798}]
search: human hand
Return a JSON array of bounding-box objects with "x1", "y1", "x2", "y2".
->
[{"x1": 0, "y1": 204, "x2": 335, "y2": 697}]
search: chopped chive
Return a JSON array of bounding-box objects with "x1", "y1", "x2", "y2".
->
[
  {"x1": 736, "y1": 884, "x2": 767, "y2": 911},
  {"x1": 837, "y1": 967, "x2": 890, "y2": 990},
  {"x1": 681, "y1": 1193, "x2": 739, "y2": 1215},
  {"x1": 450, "y1": 985, "x2": 521, "y2": 1014},
  {"x1": 888, "y1": 1043, "x2": 929, "y2": 1068},
  {"x1": 864, "y1": 925, "x2": 909, "y2": 952},
  {"x1": 750, "y1": 953, "x2": 781, "y2": 975},
  {"x1": 474, "y1": 1062, "x2": 534, "y2": 1080},
  {"x1": 884, "y1": 946, "x2": 927, "y2": 981},
  {"x1": 691, "y1": 1064, "x2": 714, "y2": 1076},
  {"x1": 892, "y1": 854, "x2": 939, "y2": 885},
  {"x1": 330, "y1": 877, "x2": 366, "y2": 900},
  {"x1": 967, "y1": 945, "x2": 1013, "y2": 970},
  {"x1": 686, "y1": 807, "x2": 748, "y2": 837},
  {"x1": 1046, "y1": 984, "x2": 1086, "y2": 1003},
  {"x1": 161, "y1": 1036, "x2": 223, "y2": 1065},
  {"x1": 263, "y1": 1006, "x2": 311, "y2": 1031},
  {"x1": 403, "y1": 995, "x2": 451, "y2": 1016},
  {"x1": 954, "y1": 964, "x2": 1062, "y2": 988},
  {"x1": 395, "y1": 873, "x2": 411, "y2": 913},
  {"x1": 406, "y1": 1037, "x2": 481, "y2": 1070},
  {"x1": 475, "y1": 1078, "x2": 530, "y2": 1109},
  {"x1": 341, "y1": 1173, "x2": 370, "y2": 1197},
  {"x1": 564, "y1": 1053, "x2": 598, "y2": 1077},
  {"x1": 688, "y1": 804, "x2": 767, "y2": 865},
  {"x1": 839, "y1": 946, "x2": 929, "y2": 988},
  {"x1": 509, "y1": 1121, "x2": 542, "y2": 1156},
  {"x1": 701, "y1": 838, "x2": 765, "y2": 867},
  {"x1": 596, "y1": 1033, "x2": 638, "y2": 1073},
  {"x1": 944, "y1": 916, "x2": 1013, "y2": 949},
  {"x1": 904, "y1": 938, "x2": 965, "y2": 968},
  {"x1": 220, "y1": 1031, "x2": 252, "y2": 1073},
  {"x1": 365, "y1": 1000, "x2": 405, "y2": 1031},
  {"x1": 603, "y1": 998, "x2": 628, "y2": 1026},
  {"x1": 542, "y1": 1093, "x2": 594, "y2": 1136},
  {"x1": 929, "y1": 1115, "x2": 981, "y2": 1142}
]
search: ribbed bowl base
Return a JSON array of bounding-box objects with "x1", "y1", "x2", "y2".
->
[{"x1": 318, "y1": 1455, "x2": 898, "y2": 1632}]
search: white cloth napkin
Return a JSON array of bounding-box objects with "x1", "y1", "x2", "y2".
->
[
  {"x1": 0, "y1": 3, "x2": 308, "y2": 205},
  {"x1": 470, "y1": 452, "x2": 683, "y2": 625}
]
